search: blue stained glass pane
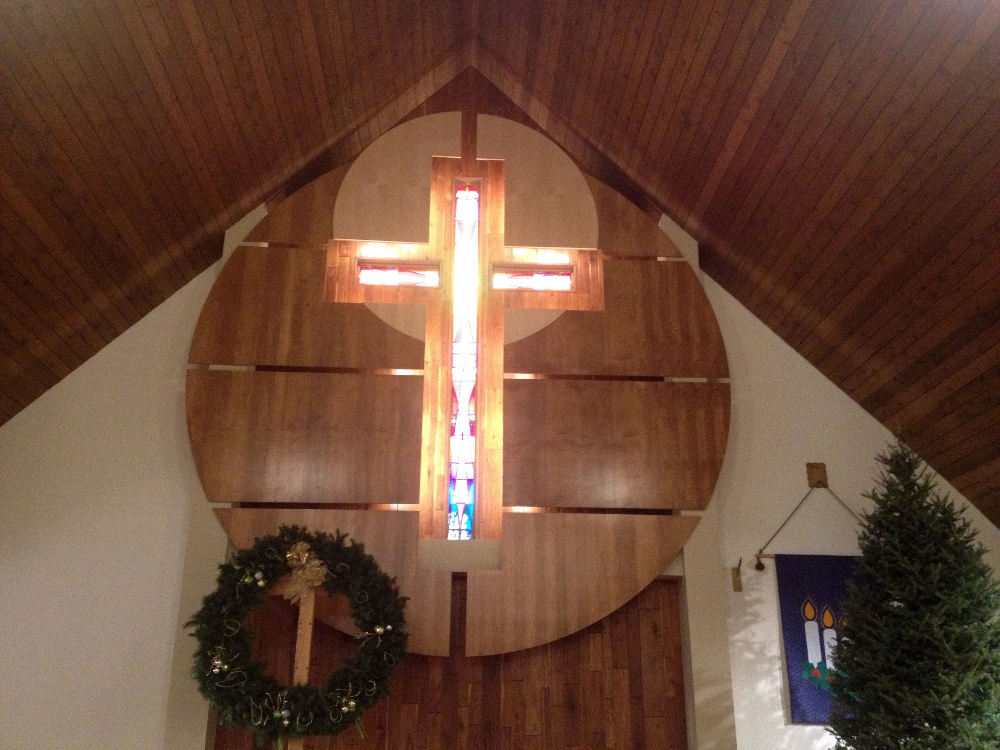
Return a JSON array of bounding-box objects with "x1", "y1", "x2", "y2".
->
[{"x1": 447, "y1": 478, "x2": 475, "y2": 540}]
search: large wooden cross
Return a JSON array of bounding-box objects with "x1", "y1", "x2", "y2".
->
[
  {"x1": 325, "y1": 124, "x2": 602, "y2": 542},
  {"x1": 271, "y1": 124, "x2": 604, "y2": 748}
]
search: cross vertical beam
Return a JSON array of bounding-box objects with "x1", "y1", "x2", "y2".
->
[{"x1": 418, "y1": 156, "x2": 504, "y2": 541}]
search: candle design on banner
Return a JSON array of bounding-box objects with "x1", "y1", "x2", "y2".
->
[
  {"x1": 822, "y1": 606, "x2": 838, "y2": 672},
  {"x1": 802, "y1": 599, "x2": 823, "y2": 666},
  {"x1": 800, "y1": 598, "x2": 841, "y2": 690}
]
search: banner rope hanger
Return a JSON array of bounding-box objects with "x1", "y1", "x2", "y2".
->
[{"x1": 754, "y1": 469, "x2": 861, "y2": 571}]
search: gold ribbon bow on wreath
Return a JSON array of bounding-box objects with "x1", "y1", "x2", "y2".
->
[{"x1": 282, "y1": 541, "x2": 329, "y2": 603}]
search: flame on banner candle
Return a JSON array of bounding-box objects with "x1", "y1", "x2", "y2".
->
[{"x1": 802, "y1": 599, "x2": 822, "y2": 666}]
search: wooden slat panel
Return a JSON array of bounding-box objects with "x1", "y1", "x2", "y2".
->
[
  {"x1": 187, "y1": 371, "x2": 423, "y2": 505},
  {"x1": 247, "y1": 165, "x2": 350, "y2": 245},
  {"x1": 504, "y1": 259, "x2": 729, "y2": 378},
  {"x1": 325, "y1": 240, "x2": 438, "y2": 306},
  {"x1": 495, "y1": 247, "x2": 603, "y2": 312},
  {"x1": 587, "y1": 176, "x2": 682, "y2": 258},
  {"x1": 472, "y1": 159, "x2": 508, "y2": 540},
  {"x1": 465, "y1": 514, "x2": 697, "y2": 656},
  {"x1": 189, "y1": 245, "x2": 425, "y2": 368},
  {"x1": 213, "y1": 578, "x2": 687, "y2": 750},
  {"x1": 215, "y1": 507, "x2": 451, "y2": 657},
  {"x1": 504, "y1": 379, "x2": 729, "y2": 510},
  {"x1": 417, "y1": 157, "x2": 459, "y2": 539}
]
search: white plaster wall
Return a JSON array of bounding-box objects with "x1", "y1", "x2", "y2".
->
[
  {"x1": 0, "y1": 265, "x2": 227, "y2": 749},
  {"x1": 659, "y1": 214, "x2": 1000, "y2": 750}
]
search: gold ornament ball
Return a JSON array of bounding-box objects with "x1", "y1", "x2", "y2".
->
[{"x1": 374, "y1": 626, "x2": 385, "y2": 635}]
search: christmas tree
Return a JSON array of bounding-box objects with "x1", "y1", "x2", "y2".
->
[{"x1": 830, "y1": 441, "x2": 1000, "y2": 749}]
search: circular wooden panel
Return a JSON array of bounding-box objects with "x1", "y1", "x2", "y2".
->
[{"x1": 186, "y1": 115, "x2": 729, "y2": 655}]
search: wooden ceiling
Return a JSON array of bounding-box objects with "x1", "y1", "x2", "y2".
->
[{"x1": 1, "y1": 1, "x2": 998, "y2": 523}]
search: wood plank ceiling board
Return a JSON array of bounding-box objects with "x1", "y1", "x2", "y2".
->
[{"x1": 1, "y1": 0, "x2": 999, "y2": 526}]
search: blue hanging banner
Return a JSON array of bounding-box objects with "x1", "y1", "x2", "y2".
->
[{"x1": 774, "y1": 554, "x2": 857, "y2": 724}]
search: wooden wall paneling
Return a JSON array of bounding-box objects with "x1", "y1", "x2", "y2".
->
[
  {"x1": 188, "y1": 245, "x2": 425, "y2": 368},
  {"x1": 504, "y1": 379, "x2": 729, "y2": 510},
  {"x1": 133, "y1": 1, "x2": 245, "y2": 223},
  {"x1": 464, "y1": 514, "x2": 697, "y2": 656},
  {"x1": 417, "y1": 294, "x2": 453, "y2": 539},
  {"x1": 503, "y1": 260, "x2": 729, "y2": 378},
  {"x1": 715, "y1": 2, "x2": 877, "y2": 259},
  {"x1": 417, "y1": 157, "x2": 460, "y2": 539},
  {"x1": 213, "y1": 578, "x2": 687, "y2": 750},
  {"x1": 215, "y1": 508, "x2": 452, "y2": 657},
  {"x1": 101, "y1": 0, "x2": 230, "y2": 237},
  {"x1": 191, "y1": 2, "x2": 285, "y2": 168},
  {"x1": 595, "y1": 3, "x2": 641, "y2": 154},
  {"x1": 171, "y1": 2, "x2": 269, "y2": 203},
  {"x1": 613, "y1": 2, "x2": 672, "y2": 164},
  {"x1": 643, "y1": 0, "x2": 715, "y2": 175},
  {"x1": 823, "y1": 232, "x2": 1000, "y2": 398},
  {"x1": 325, "y1": 240, "x2": 438, "y2": 306},
  {"x1": 477, "y1": 158, "x2": 506, "y2": 540},
  {"x1": 667, "y1": 1, "x2": 755, "y2": 207},
  {"x1": 586, "y1": 176, "x2": 682, "y2": 258},
  {"x1": 682, "y1": 0, "x2": 810, "y2": 229},
  {"x1": 225, "y1": 0, "x2": 297, "y2": 154},
  {"x1": 0, "y1": 198, "x2": 123, "y2": 340},
  {"x1": 765, "y1": 5, "x2": 989, "y2": 309},
  {"x1": 639, "y1": 0, "x2": 700, "y2": 189},
  {"x1": 211, "y1": 595, "x2": 299, "y2": 750},
  {"x1": 246, "y1": 165, "x2": 350, "y2": 245},
  {"x1": 291, "y1": 3, "x2": 336, "y2": 138},
  {"x1": 860, "y1": 290, "x2": 1000, "y2": 420},
  {"x1": 257, "y1": 2, "x2": 311, "y2": 146},
  {"x1": 188, "y1": 371, "x2": 423, "y2": 506},
  {"x1": 9, "y1": 2, "x2": 184, "y2": 293},
  {"x1": 0, "y1": 72, "x2": 153, "y2": 318},
  {"x1": 48, "y1": 2, "x2": 198, "y2": 280},
  {"x1": 0, "y1": 299, "x2": 79, "y2": 380},
  {"x1": 2, "y1": 271, "x2": 92, "y2": 363},
  {"x1": 496, "y1": 247, "x2": 604, "y2": 312},
  {"x1": 0, "y1": 322, "x2": 62, "y2": 401}
]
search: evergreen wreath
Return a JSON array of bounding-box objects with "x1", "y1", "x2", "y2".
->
[{"x1": 188, "y1": 525, "x2": 407, "y2": 747}]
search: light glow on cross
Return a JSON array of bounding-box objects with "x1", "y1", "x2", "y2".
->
[
  {"x1": 510, "y1": 247, "x2": 571, "y2": 264},
  {"x1": 492, "y1": 267, "x2": 573, "y2": 291},
  {"x1": 356, "y1": 241, "x2": 421, "y2": 258},
  {"x1": 358, "y1": 263, "x2": 439, "y2": 287},
  {"x1": 448, "y1": 187, "x2": 480, "y2": 540}
]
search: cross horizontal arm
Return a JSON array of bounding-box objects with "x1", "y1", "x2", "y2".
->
[
  {"x1": 495, "y1": 246, "x2": 604, "y2": 311},
  {"x1": 325, "y1": 239, "x2": 438, "y2": 304}
]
